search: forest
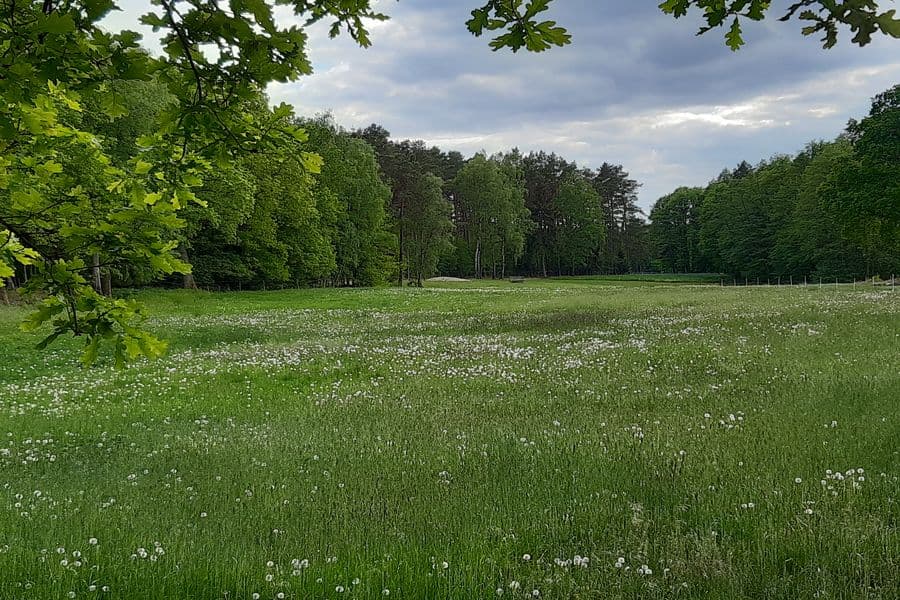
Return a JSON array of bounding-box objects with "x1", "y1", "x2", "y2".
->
[
  {"x1": 5, "y1": 81, "x2": 896, "y2": 295},
  {"x1": 650, "y1": 85, "x2": 900, "y2": 281}
]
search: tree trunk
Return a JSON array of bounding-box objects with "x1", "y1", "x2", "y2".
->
[
  {"x1": 474, "y1": 238, "x2": 481, "y2": 279},
  {"x1": 398, "y1": 208, "x2": 405, "y2": 287},
  {"x1": 180, "y1": 246, "x2": 198, "y2": 290},
  {"x1": 102, "y1": 270, "x2": 112, "y2": 297},
  {"x1": 91, "y1": 253, "x2": 103, "y2": 293}
]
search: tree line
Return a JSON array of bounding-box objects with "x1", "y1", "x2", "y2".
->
[
  {"x1": 353, "y1": 126, "x2": 650, "y2": 283},
  {"x1": 650, "y1": 84, "x2": 899, "y2": 281},
  {"x1": 7, "y1": 81, "x2": 897, "y2": 299},
  {"x1": 3, "y1": 80, "x2": 651, "y2": 292}
]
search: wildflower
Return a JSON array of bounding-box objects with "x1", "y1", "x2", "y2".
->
[
  {"x1": 522, "y1": 554, "x2": 531, "y2": 561},
  {"x1": 532, "y1": 590, "x2": 541, "y2": 597},
  {"x1": 336, "y1": 585, "x2": 345, "y2": 593},
  {"x1": 509, "y1": 581, "x2": 521, "y2": 590},
  {"x1": 88, "y1": 538, "x2": 98, "y2": 546},
  {"x1": 804, "y1": 508, "x2": 814, "y2": 515},
  {"x1": 794, "y1": 477, "x2": 802, "y2": 484}
]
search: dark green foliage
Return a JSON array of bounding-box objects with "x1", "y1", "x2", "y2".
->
[
  {"x1": 451, "y1": 153, "x2": 530, "y2": 279},
  {"x1": 553, "y1": 175, "x2": 605, "y2": 276},
  {"x1": 182, "y1": 116, "x2": 394, "y2": 290},
  {"x1": 404, "y1": 174, "x2": 454, "y2": 286},
  {"x1": 304, "y1": 117, "x2": 395, "y2": 286},
  {"x1": 468, "y1": 0, "x2": 900, "y2": 51},
  {"x1": 650, "y1": 187, "x2": 706, "y2": 274},
  {"x1": 650, "y1": 86, "x2": 900, "y2": 280},
  {"x1": 353, "y1": 125, "x2": 463, "y2": 284},
  {"x1": 834, "y1": 85, "x2": 900, "y2": 275},
  {"x1": 518, "y1": 151, "x2": 576, "y2": 276},
  {"x1": 588, "y1": 164, "x2": 648, "y2": 275},
  {"x1": 467, "y1": 0, "x2": 571, "y2": 52},
  {"x1": 659, "y1": 0, "x2": 900, "y2": 49}
]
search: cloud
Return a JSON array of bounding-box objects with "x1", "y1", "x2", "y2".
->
[{"x1": 102, "y1": 1, "x2": 900, "y2": 209}]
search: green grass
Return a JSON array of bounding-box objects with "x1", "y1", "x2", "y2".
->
[
  {"x1": 545, "y1": 273, "x2": 725, "y2": 284},
  {"x1": 0, "y1": 281, "x2": 898, "y2": 599}
]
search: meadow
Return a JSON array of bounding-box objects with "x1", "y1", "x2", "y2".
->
[{"x1": 0, "y1": 279, "x2": 897, "y2": 599}]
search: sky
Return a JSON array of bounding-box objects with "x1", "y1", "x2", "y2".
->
[{"x1": 102, "y1": 1, "x2": 900, "y2": 211}]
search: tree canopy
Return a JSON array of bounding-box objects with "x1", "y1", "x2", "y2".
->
[
  {"x1": 658, "y1": 0, "x2": 900, "y2": 50},
  {"x1": 650, "y1": 86, "x2": 900, "y2": 281},
  {"x1": 468, "y1": 1, "x2": 900, "y2": 51}
]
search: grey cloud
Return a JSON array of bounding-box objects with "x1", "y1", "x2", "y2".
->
[{"x1": 103, "y1": 1, "x2": 900, "y2": 208}]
